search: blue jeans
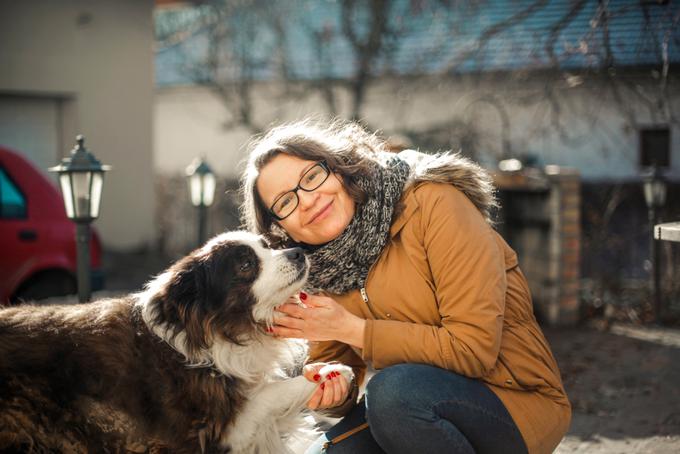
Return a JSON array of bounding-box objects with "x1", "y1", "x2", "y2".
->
[{"x1": 305, "y1": 364, "x2": 528, "y2": 454}]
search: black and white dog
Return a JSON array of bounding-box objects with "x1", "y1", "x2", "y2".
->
[{"x1": 0, "y1": 231, "x2": 351, "y2": 453}]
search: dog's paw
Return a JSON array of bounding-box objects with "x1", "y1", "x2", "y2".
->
[{"x1": 317, "y1": 363, "x2": 354, "y2": 384}]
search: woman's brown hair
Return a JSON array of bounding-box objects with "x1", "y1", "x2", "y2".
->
[{"x1": 240, "y1": 119, "x2": 389, "y2": 244}]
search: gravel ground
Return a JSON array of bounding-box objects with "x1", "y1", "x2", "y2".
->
[{"x1": 547, "y1": 323, "x2": 680, "y2": 454}]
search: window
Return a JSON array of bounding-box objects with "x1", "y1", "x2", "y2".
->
[
  {"x1": 0, "y1": 167, "x2": 27, "y2": 219},
  {"x1": 640, "y1": 128, "x2": 670, "y2": 168}
]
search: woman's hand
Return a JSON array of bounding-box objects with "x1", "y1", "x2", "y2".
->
[
  {"x1": 271, "y1": 292, "x2": 366, "y2": 348},
  {"x1": 303, "y1": 363, "x2": 351, "y2": 410}
]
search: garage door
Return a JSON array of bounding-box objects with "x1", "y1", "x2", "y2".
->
[{"x1": 0, "y1": 95, "x2": 61, "y2": 176}]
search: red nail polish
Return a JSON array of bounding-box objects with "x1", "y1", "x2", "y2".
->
[
  {"x1": 313, "y1": 374, "x2": 320, "y2": 382},
  {"x1": 299, "y1": 291, "x2": 308, "y2": 301},
  {"x1": 265, "y1": 326, "x2": 273, "y2": 333},
  {"x1": 326, "y1": 374, "x2": 332, "y2": 380},
  {"x1": 320, "y1": 383, "x2": 325, "y2": 390}
]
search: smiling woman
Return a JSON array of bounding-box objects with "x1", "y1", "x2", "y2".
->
[{"x1": 239, "y1": 119, "x2": 571, "y2": 454}]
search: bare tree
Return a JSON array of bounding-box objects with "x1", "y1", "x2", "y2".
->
[
  {"x1": 155, "y1": 0, "x2": 680, "y2": 141},
  {"x1": 156, "y1": 0, "x2": 292, "y2": 133}
]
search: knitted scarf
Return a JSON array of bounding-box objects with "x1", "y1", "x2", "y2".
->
[
  {"x1": 301, "y1": 149, "x2": 497, "y2": 295},
  {"x1": 305, "y1": 152, "x2": 410, "y2": 294}
]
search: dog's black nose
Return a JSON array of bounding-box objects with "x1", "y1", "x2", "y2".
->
[{"x1": 283, "y1": 247, "x2": 306, "y2": 265}]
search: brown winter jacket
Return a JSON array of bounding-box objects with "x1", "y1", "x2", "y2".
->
[{"x1": 308, "y1": 181, "x2": 572, "y2": 454}]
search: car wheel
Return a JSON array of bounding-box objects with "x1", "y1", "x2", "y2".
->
[{"x1": 11, "y1": 270, "x2": 77, "y2": 304}]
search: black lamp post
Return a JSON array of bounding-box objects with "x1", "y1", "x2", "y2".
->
[
  {"x1": 50, "y1": 135, "x2": 110, "y2": 303},
  {"x1": 186, "y1": 157, "x2": 216, "y2": 247},
  {"x1": 643, "y1": 165, "x2": 667, "y2": 322}
]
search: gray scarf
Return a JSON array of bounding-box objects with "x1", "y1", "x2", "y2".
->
[
  {"x1": 304, "y1": 149, "x2": 497, "y2": 295},
  {"x1": 305, "y1": 153, "x2": 410, "y2": 294}
]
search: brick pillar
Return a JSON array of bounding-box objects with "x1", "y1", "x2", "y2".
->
[{"x1": 545, "y1": 166, "x2": 581, "y2": 325}]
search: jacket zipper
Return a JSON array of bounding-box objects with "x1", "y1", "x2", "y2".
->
[
  {"x1": 360, "y1": 287, "x2": 370, "y2": 304},
  {"x1": 360, "y1": 229, "x2": 395, "y2": 317},
  {"x1": 359, "y1": 284, "x2": 377, "y2": 318},
  {"x1": 359, "y1": 257, "x2": 380, "y2": 317}
]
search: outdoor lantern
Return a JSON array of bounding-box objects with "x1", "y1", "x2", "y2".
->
[
  {"x1": 50, "y1": 135, "x2": 111, "y2": 222},
  {"x1": 50, "y1": 135, "x2": 110, "y2": 303},
  {"x1": 186, "y1": 157, "x2": 216, "y2": 208},
  {"x1": 643, "y1": 166, "x2": 667, "y2": 210},
  {"x1": 186, "y1": 157, "x2": 216, "y2": 247}
]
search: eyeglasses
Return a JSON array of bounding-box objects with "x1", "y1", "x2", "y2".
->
[{"x1": 269, "y1": 161, "x2": 330, "y2": 220}]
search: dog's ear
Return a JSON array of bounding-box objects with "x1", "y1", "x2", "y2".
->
[
  {"x1": 168, "y1": 253, "x2": 252, "y2": 353},
  {"x1": 157, "y1": 256, "x2": 216, "y2": 357},
  {"x1": 197, "y1": 252, "x2": 257, "y2": 346},
  {"x1": 151, "y1": 244, "x2": 260, "y2": 356}
]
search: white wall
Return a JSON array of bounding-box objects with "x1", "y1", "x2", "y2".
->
[
  {"x1": 0, "y1": 95, "x2": 61, "y2": 172},
  {"x1": 154, "y1": 74, "x2": 680, "y2": 182},
  {"x1": 153, "y1": 86, "x2": 253, "y2": 178},
  {"x1": 0, "y1": 0, "x2": 155, "y2": 249}
]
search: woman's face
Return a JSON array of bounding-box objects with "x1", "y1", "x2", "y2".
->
[{"x1": 256, "y1": 153, "x2": 355, "y2": 245}]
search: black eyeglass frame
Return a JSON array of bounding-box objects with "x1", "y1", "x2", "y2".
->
[{"x1": 268, "y1": 160, "x2": 331, "y2": 221}]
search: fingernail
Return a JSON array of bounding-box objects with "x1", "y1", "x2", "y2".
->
[
  {"x1": 299, "y1": 291, "x2": 308, "y2": 301},
  {"x1": 326, "y1": 374, "x2": 332, "y2": 380},
  {"x1": 265, "y1": 326, "x2": 273, "y2": 333},
  {"x1": 320, "y1": 383, "x2": 325, "y2": 390},
  {"x1": 313, "y1": 374, "x2": 321, "y2": 382}
]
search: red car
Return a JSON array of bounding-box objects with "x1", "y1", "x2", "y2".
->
[{"x1": 0, "y1": 145, "x2": 103, "y2": 305}]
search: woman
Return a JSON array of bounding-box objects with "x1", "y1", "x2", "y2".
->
[{"x1": 240, "y1": 120, "x2": 571, "y2": 454}]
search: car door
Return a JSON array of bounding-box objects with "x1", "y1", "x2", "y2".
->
[{"x1": 0, "y1": 164, "x2": 34, "y2": 301}]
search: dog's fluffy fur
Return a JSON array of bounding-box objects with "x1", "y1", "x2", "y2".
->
[{"x1": 0, "y1": 231, "x2": 352, "y2": 453}]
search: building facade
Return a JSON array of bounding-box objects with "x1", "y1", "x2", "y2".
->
[{"x1": 0, "y1": 0, "x2": 156, "y2": 249}]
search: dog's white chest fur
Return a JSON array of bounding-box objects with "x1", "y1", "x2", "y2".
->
[{"x1": 225, "y1": 375, "x2": 316, "y2": 453}]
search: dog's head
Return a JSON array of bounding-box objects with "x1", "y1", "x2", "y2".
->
[{"x1": 141, "y1": 231, "x2": 308, "y2": 359}]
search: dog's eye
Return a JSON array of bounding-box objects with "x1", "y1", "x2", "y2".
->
[{"x1": 239, "y1": 260, "x2": 254, "y2": 273}]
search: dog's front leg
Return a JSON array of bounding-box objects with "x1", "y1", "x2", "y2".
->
[
  {"x1": 225, "y1": 364, "x2": 353, "y2": 454},
  {"x1": 225, "y1": 375, "x2": 316, "y2": 453},
  {"x1": 225, "y1": 364, "x2": 354, "y2": 453},
  {"x1": 248, "y1": 363, "x2": 355, "y2": 422}
]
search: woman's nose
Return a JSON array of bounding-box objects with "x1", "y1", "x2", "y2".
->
[{"x1": 297, "y1": 189, "x2": 318, "y2": 210}]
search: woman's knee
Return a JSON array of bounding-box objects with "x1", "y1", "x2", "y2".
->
[{"x1": 365, "y1": 364, "x2": 432, "y2": 419}]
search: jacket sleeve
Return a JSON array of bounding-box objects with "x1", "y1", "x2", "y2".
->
[
  {"x1": 361, "y1": 183, "x2": 506, "y2": 378},
  {"x1": 307, "y1": 339, "x2": 367, "y2": 417}
]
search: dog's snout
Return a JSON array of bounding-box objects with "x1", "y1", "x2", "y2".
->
[{"x1": 283, "y1": 247, "x2": 306, "y2": 265}]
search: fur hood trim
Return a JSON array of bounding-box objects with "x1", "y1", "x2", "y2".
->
[{"x1": 398, "y1": 149, "x2": 498, "y2": 223}]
